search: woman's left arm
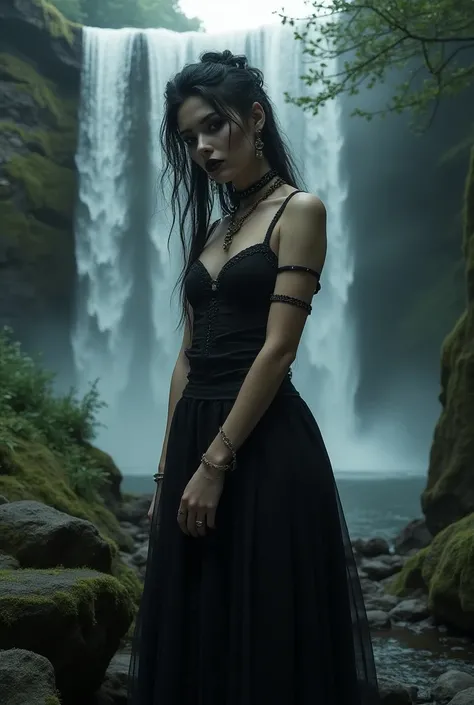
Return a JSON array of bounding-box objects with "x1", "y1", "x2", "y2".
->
[
  {"x1": 207, "y1": 191, "x2": 327, "y2": 463},
  {"x1": 178, "y1": 192, "x2": 327, "y2": 537}
]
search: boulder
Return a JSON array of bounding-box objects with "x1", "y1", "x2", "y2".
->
[
  {"x1": 0, "y1": 568, "x2": 135, "y2": 702},
  {"x1": 377, "y1": 677, "x2": 413, "y2": 705},
  {"x1": 95, "y1": 649, "x2": 131, "y2": 705},
  {"x1": 0, "y1": 551, "x2": 20, "y2": 570},
  {"x1": 353, "y1": 537, "x2": 391, "y2": 558},
  {"x1": 0, "y1": 0, "x2": 82, "y2": 83},
  {"x1": 87, "y1": 444, "x2": 124, "y2": 510},
  {"x1": 0, "y1": 500, "x2": 113, "y2": 572},
  {"x1": 422, "y1": 149, "x2": 474, "y2": 534},
  {"x1": 360, "y1": 554, "x2": 404, "y2": 581},
  {"x1": 0, "y1": 648, "x2": 60, "y2": 705},
  {"x1": 389, "y1": 513, "x2": 474, "y2": 633},
  {"x1": 431, "y1": 670, "x2": 474, "y2": 704},
  {"x1": 447, "y1": 688, "x2": 474, "y2": 705},
  {"x1": 394, "y1": 519, "x2": 432, "y2": 555},
  {"x1": 388, "y1": 597, "x2": 429, "y2": 623},
  {"x1": 0, "y1": 434, "x2": 128, "y2": 549},
  {"x1": 366, "y1": 609, "x2": 391, "y2": 630}
]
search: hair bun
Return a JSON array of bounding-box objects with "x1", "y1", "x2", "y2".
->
[{"x1": 200, "y1": 50, "x2": 249, "y2": 71}]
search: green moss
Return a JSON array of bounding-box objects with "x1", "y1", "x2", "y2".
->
[
  {"x1": 422, "y1": 147, "x2": 474, "y2": 534},
  {"x1": 44, "y1": 696, "x2": 61, "y2": 705},
  {"x1": 389, "y1": 513, "x2": 474, "y2": 631},
  {"x1": 32, "y1": 0, "x2": 79, "y2": 45},
  {"x1": 112, "y1": 556, "x2": 142, "y2": 606},
  {"x1": 0, "y1": 54, "x2": 77, "y2": 125},
  {"x1": 0, "y1": 120, "x2": 77, "y2": 167},
  {"x1": 0, "y1": 436, "x2": 124, "y2": 546},
  {"x1": 0, "y1": 568, "x2": 135, "y2": 629},
  {"x1": 0, "y1": 434, "x2": 140, "y2": 605},
  {"x1": 388, "y1": 547, "x2": 428, "y2": 596},
  {"x1": 5, "y1": 153, "x2": 75, "y2": 219}
]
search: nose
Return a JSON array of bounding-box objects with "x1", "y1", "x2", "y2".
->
[{"x1": 196, "y1": 134, "x2": 212, "y2": 157}]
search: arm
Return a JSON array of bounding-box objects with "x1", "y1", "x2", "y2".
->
[
  {"x1": 157, "y1": 305, "x2": 193, "y2": 473},
  {"x1": 206, "y1": 192, "x2": 327, "y2": 465}
]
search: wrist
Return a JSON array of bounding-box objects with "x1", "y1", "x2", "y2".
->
[{"x1": 204, "y1": 444, "x2": 232, "y2": 467}]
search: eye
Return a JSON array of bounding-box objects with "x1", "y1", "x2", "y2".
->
[{"x1": 208, "y1": 118, "x2": 224, "y2": 133}]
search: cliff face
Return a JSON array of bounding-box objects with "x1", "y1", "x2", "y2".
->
[
  {"x1": 0, "y1": 0, "x2": 81, "y2": 350},
  {"x1": 421, "y1": 148, "x2": 474, "y2": 534}
]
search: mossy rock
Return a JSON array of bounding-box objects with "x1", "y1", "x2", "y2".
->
[
  {"x1": 422, "y1": 147, "x2": 474, "y2": 534},
  {"x1": 0, "y1": 49, "x2": 78, "y2": 329},
  {"x1": 86, "y1": 444, "x2": 124, "y2": 510},
  {"x1": 389, "y1": 513, "x2": 474, "y2": 632},
  {"x1": 0, "y1": 648, "x2": 60, "y2": 705},
  {"x1": 0, "y1": 568, "x2": 134, "y2": 702},
  {"x1": 0, "y1": 435, "x2": 123, "y2": 543},
  {"x1": 32, "y1": 0, "x2": 80, "y2": 45}
]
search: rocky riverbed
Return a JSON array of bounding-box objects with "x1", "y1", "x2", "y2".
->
[
  {"x1": 109, "y1": 495, "x2": 474, "y2": 705},
  {"x1": 2, "y1": 489, "x2": 474, "y2": 704}
]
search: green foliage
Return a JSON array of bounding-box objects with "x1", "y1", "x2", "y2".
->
[
  {"x1": 282, "y1": 0, "x2": 474, "y2": 128},
  {"x1": 38, "y1": 0, "x2": 79, "y2": 42},
  {"x1": 0, "y1": 328, "x2": 107, "y2": 501},
  {"x1": 46, "y1": 0, "x2": 84, "y2": 24},
  {"x1": 47, "y1": 0, "x2": 202, "y2": 30}
]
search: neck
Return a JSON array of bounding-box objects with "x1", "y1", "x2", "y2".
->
[{"x1": 230, "y1": 159, "x2": 272, "y2": 194}]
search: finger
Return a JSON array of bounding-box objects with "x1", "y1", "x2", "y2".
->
[
  {"x1": 206, "y1": 507, "x2": 217, "y2": 530},
  {"x1": 195, "y1": 508, "x2": 207, "y2": 537},
  {"x1": 177, "y1": 504, "x2": 188, "y2": 535},
  {"x1": 187, "y1": 504, "x2": 198, "y2": 537}
]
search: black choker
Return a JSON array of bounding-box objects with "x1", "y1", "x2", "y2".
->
[{"x1": 233, "y1": 169, "x2": 279, "y2": 201}]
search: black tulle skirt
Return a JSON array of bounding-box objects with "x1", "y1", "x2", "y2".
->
[{"x1": 128, "y1": 392, "x2": 379, "y2": 705}]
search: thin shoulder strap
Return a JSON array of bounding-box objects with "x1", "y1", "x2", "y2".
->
[{"x1": 264, "y1": 190, "x2": 302, "y2": 245}]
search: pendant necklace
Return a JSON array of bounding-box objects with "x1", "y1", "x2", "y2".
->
[{"x1": 223, "y1": 176, "x2": 285, "y2": 252}]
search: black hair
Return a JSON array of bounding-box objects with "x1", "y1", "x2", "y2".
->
[{"x1": 160, "y1": 49, "x2": 303, "y2": 327}]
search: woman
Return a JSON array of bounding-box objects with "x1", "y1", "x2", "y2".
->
[{"x1": 128, "y1": 50, "x2": 379, "y2": 705}]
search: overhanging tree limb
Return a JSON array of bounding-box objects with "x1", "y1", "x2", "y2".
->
[{"x1": 280, "y1": 0, "x2": 474, "y2": 128}]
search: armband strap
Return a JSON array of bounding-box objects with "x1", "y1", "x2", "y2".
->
[
  {"x1": 269, "y1": 294, "x2": 312, "y2": 315},
  {"x1": 277, "y1": 265, "x2": 321, "y2": 293}
]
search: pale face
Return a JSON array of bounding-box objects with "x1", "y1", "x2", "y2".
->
[{"x1": 177, "y1": 95, "x2": 262, "y2": 184}]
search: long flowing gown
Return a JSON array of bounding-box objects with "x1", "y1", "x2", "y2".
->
[{"x1": 128, "y1": 191, "x2": 380, "y2": 705}]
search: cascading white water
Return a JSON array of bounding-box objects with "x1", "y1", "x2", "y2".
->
[
  {"x1": 73, "y1": 23, "x2": 358, "y2": 474},
  {"x1": 74, "y1": 28, "x2": 138, "y2": 404}
]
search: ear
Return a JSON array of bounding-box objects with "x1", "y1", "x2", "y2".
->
[{"x1": 251, "y1": 102, "x2": 266, "y2": 132}]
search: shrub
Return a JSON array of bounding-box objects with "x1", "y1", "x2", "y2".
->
[{"x1": 0, "y1": 327, "x2": 107, "y2": 501}]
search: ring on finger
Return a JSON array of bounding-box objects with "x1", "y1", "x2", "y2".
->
[{"x1": 195, "y1": 520, "x2": 204, "y2": 528}]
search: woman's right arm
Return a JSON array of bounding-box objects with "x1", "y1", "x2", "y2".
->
[
  {"x1": 148, "y1": 306, "x2": 192, "y2": 520},
  {"x1": 157, "y1": 305, "x2": 193, "y2": 474}
]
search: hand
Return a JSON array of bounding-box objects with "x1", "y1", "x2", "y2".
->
[{"x1": 177, "y1": 463, "x2": 225, "y2": 538}]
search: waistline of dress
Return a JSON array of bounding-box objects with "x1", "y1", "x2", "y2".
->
[{"x1": 182, "y1": 372, "x2": 300, "y2": 401}]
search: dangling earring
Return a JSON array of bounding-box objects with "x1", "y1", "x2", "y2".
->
[
  {"x1": 210, "y1": 179, "x2": 218, "y2": 195},
  {"x1": 255, "y1": 129, "x2": 264, "y2": 160}
]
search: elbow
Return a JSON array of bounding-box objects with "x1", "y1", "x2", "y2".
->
[
  {"x1": 261, "y1": 341, "x2": 296, "y2": 370},
  {"x1": 176, "y1": 348, "x2": 190, "y2": 375}
]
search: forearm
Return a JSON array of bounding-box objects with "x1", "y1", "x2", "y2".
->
[
  {"x1": 158, "y1": 354, "x2": 189, "y2": 470},
  {"x1": 206, "y1": 344, "x2": 294, "y2": 464}
]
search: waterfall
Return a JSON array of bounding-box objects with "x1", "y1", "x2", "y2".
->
[{"x1": 73, "y1": 24, "x2": 358, "y2": 475}]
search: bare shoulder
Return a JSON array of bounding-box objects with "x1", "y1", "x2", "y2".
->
[
  {"x1": 284, "y1": 191, "x2": 326, "y2": 226},
  {"x1": 279, "y1": 191, "x2": 327, "y2": 254}
]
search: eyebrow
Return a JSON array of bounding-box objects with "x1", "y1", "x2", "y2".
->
[{"x1": 179, "y1": 111, "x2": 218, "y2": 136}]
